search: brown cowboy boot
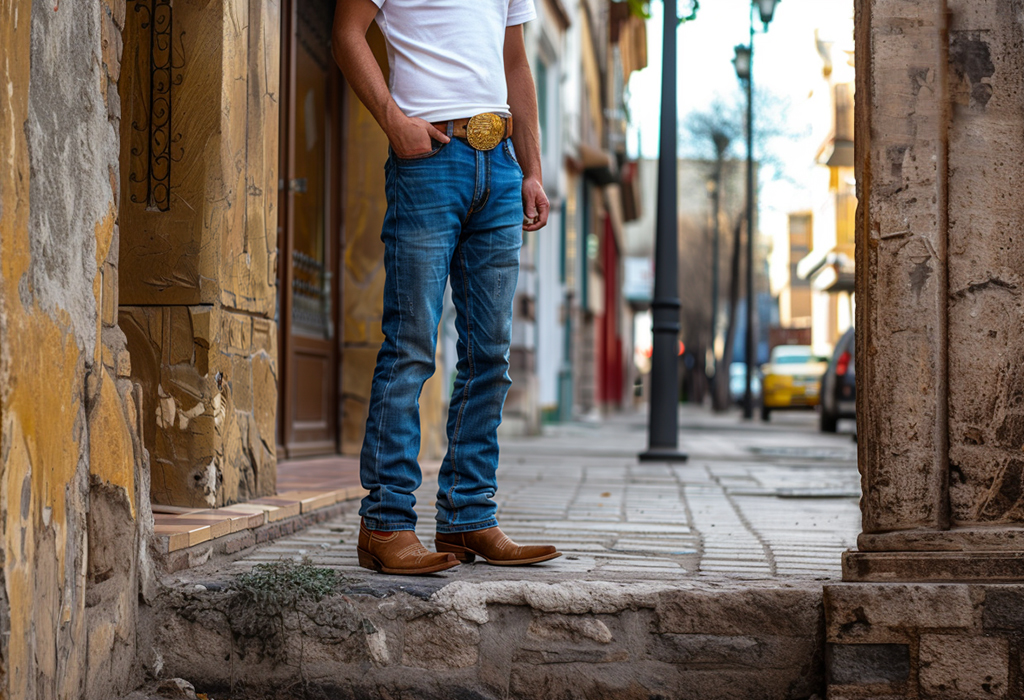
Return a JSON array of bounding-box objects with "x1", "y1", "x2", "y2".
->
[
  {"x1": 435, "y1": 527, "x2": 561, "y2": 565},
  {"x1": 357, "y1": 520, "x2": 459, "y2": 575}
]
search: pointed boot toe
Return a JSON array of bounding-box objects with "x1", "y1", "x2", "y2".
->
[{"x1": 435, "y1": 526, "x2": 561, "y2": 566}]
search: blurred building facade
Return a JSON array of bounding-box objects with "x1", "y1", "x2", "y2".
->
[
  {"x1": 793, "y1": 18, "x2": 858, "y2": 357},
  {"x1": 776, "y1": 212, "x2": 814, "y2": 330}
]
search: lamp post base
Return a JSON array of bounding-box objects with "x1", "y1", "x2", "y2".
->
[{"x1": 638, "y1": 447, "x2": 689, "y2": 463}]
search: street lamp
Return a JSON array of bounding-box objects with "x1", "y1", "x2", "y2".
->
[
  {"x1": 735, "y1": 0, "x2": 779, "y2": 420},
  {"x1": 640, "y1": 0, "x2": 688, "y2": 463},
  {"x1": 732, "y1": 45, "x2": 751, "y2": 80},
  {"x1": 756, "y1": 0, "x2": 779, "y2": 27}
]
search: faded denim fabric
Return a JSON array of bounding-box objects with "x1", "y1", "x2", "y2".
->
[{"x1": 359, "y1": 134, "x2": 524, "y2": 534}]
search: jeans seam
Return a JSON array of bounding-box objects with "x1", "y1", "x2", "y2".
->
[
  {"x1": 371, "y1": 169, "x2": 403, "y2": 523},
  {"x1": 477, "y1": 152, "x2": 491, "y2": 211},
  {"x1": 446, "y1": 245, "x2": 476, "y2": 526},
  {"x1": 463, "y1": 149, "x2": 481, "y2": 225}
]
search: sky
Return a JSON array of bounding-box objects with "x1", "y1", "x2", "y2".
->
[{"x1": 625, "y1": 0, "x2": 855, "y2": 229}]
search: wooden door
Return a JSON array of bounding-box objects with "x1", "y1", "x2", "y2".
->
[{"x1": 278, "y1": 0, "x2": 344, "y2": 458}]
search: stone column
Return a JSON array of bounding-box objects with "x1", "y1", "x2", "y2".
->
[
  {"x1": 117, "y1": 0, "x2": 280, "y2": 508},
  {"x1": 826, "y1": 3, "x2": 1024, "y2": 693},
  {"x1": 846, "y1": 0, "x2": 1024, "y2": 582}
]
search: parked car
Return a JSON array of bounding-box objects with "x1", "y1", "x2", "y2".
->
[
  {"x1": 760, "y1": 345, "x2": 829, "y2": 421},
  {"x1": 819, "y1": 328, "x2": 856, "y2": 432},
  {"x1": 729, "y1": 362, "x2": 762, "y2": 405}
]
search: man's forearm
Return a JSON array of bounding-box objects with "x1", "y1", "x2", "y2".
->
[
  {"x1": 331, "y1": 28, "x2": 402, "y2": 136},
  {"x1": 506, "y1": 60, "x2": 543, "y2": 182}
]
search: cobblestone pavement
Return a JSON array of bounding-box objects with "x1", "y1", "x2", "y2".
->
[{"x1": 222, "y1": 407, "x2": 859, "y2": 584}]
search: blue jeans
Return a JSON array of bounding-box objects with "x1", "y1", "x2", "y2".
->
[{"x1": 359, "y1": 134, "x2": 523, "y2": 534}]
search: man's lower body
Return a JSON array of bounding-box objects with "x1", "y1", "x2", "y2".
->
[{"x1": 357, "y1": 133, "x2": 559, "y2": 575}]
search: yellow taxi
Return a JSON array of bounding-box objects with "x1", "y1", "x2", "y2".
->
[{"x1": 760, "y1": 345, "x2": 829, "y2": 421}]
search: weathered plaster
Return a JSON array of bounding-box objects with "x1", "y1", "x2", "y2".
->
[{"x1": 1, "y1": 0, "x2": 148, "y2": 696}]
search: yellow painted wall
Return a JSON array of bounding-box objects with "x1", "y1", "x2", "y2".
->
[{"x1": 1, "y1": 0, "x2": 146, "y2": 696}]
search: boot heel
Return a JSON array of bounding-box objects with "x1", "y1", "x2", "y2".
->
[
  {"x1": 357, "y1": 548, "x2": 382, "y2": 572},
  {"x1": 435, "y1": 542, "x2": 476, "y2": 563}
]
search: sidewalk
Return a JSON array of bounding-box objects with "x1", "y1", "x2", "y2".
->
[{"x1": 218, "y1": 405, "x2": 860, "y2": 585}]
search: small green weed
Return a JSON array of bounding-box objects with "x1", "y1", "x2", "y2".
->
[{"x1": 232, "y1": 559, "x2": 341, "y2": 609}]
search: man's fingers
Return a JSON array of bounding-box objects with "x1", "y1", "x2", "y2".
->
[
  {"x1": 536, "y1": 202, "x2": 550, "y2": 227},
  {"x1": 428, "y1": 124, "x2": 451, "y2": 143},
  {"x1": 522, "y1": 182, "x2": 549, "y2": 231}
]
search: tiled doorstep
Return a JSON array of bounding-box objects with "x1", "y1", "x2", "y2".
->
[
  {"x1": 152, "y1": 454, "x2": 367, "y2": 553},
  {"x1": 153, "y1": 485, "x2": 369, "y2": 553}
]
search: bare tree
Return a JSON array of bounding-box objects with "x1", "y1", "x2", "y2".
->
[{"x1": 679, "y1": 91, "x2": 805, "y2": 411}]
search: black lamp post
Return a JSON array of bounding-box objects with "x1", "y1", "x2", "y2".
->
[
  {"x1": 640, "y1": 0, "x2": 688, "y2": 463},
  {"x1": 734, "y1": 0, "x2": 778, "y2": 420}
]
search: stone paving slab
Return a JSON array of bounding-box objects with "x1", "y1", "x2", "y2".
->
[{"x1": 190, "y1": 406, "x2": 859, "y2": 587}]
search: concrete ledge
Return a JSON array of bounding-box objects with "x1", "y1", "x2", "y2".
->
[{"x1": 142, "y1": 578, "x2": 827, "y2": 699}]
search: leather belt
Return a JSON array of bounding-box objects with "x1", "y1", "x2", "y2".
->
[{"x1": 432, "y1": 113, "x2": 513, "y2": 151}]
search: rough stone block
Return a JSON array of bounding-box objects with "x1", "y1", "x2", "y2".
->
[
  {"x1": 251, "y1": 351, "x2": 277, "y2": 457},
  {"x1": 190, "y1": 306, "x2": 213, "y2": 348},
  {"x1": 827, "y1": 644, "x2": 910, "y2": 685},
  {"x1": 230, "y1": 354, "x2": 253, "y2": 409},
  {"x1": 508, "y1": 661, "x2": 673, "y2": 700},
  {"x1": 402, "y1": 613, "x2": 479, "y2": 669},
  {"x1": 825, "y1": 584, "x2": 973, "y2": 642},
  {"x1": 982, "y1": 587, "x2": 1024, "y2": 631},
  {"x1": 252, "y1": 317, "x2": 275, "y2": 352},
  {"x1": 168, "y1": 308, "x2": 195, "y2": 365},
  {"x1": 102, "y1": 263, "x2": 117, "y2": 326},
  {"x1": 653, "y1": 633, "x2": 812, "y2": 670},
  {"x1": 527, "y1": 613, "x2": 614, "y2": 644},
  {"x1": 100, "y1": 8, "x2": 123, "y2": 82},
  {"x1": 103, "y1": 0, "x2": 127, "y2": 29},
  {"x1": 655, "y1": 586, "x2": 822, "y2": 636},
  {"x1": 918, "y1": 635, "x2": 1008, "y2": 699},
  {"x1": 89, "y1": 371, "x2": 136, "y2": 509}
]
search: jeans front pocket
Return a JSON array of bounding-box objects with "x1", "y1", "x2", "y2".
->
[
  {"x1": 393, "y1": 138, "x2": 446, "y2": 162},
  {"x1": 502, "y1": 139, "x2": 522, "y2": 171}
]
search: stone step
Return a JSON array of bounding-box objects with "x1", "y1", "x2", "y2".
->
[{"x1": 145, "y1": 573, "x2": 827, "y2": 700}]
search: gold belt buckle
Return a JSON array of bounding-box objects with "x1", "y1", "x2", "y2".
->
[{"x1": 466, "y1": 113, "x2": 505, "y2": 151}]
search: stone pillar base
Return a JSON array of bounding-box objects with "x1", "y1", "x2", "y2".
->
[
  {"x1": 844, "y1": 551, "x2": 1024, "y2": 583},
  {"x1": 825, "y1": 583, "x2": 1024, "y2": 698}
]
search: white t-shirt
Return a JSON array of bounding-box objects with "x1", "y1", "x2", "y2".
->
[{"x1": 370, "y1": 0, "x2": 537, "y2": 123}]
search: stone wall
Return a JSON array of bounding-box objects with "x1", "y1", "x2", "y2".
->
[
  {"x1": 0, "y1": 0, "x2": 150, "y2": 696},
  {"x1": 149, "y1": 579, "x2": 826, "y2": 700},
  {"x1": 117, "y1": 0, "x2": 280, "y2": 508},
  {"x1": 826, "y1": 583, "x2": 1024, "y2": 698}
]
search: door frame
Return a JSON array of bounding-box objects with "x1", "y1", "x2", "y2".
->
[{"x1": 277, "y1": 0, "x2": 347, "y2": 459}]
